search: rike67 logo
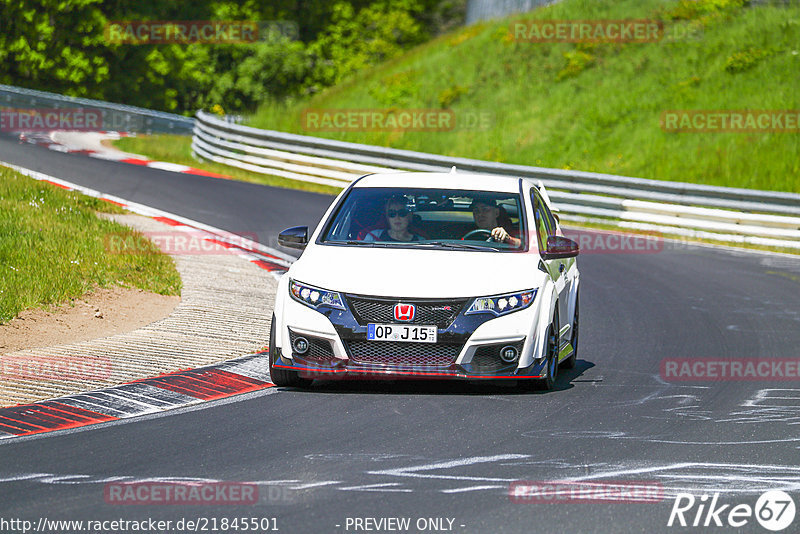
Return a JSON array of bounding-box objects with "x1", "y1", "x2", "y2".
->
[{"x1": 668, "y1": 491, "x2": 796, "y2": 531}]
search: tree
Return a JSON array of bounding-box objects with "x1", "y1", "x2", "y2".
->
[{"x1": 0, "y1": 0, "x2": 110, "y2": 98}]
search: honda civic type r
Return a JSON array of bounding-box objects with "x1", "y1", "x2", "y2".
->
[{"x1": 269, "y1": 171, "x2": 580, "y2": 390}]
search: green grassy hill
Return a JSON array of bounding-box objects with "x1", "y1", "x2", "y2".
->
[{"x1": 249, "y1": 0, "x2": 800, "y2": 193}]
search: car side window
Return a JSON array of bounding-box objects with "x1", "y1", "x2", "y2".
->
[
  {"x1": 540, "y1": 198, "x2": 557, "y2": 235},
  {"x1": 531, "y1": 191, "x2": 549, "y2": 252}
]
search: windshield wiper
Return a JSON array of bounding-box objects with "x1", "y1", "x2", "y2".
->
[
  {"x1": 328, "y1": 240, "x2": 499, "y2": 251},
  {"x1": 328, "y1": 240, "x2": 393, "y2": 247},
  {"x1": 419, "y1": 241, "x2": 501, "y2": 252}
]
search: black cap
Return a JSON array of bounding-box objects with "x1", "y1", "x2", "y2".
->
[{"x1": 468, "y1": 193, "x2": 499, "y2": 209}]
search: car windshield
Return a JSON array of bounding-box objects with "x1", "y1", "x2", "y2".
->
[{"x1": 320, "y1": 187, "x2": 526, "y2": 251}]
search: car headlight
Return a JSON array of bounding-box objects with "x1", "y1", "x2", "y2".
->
[
  {"x1": 466, "y1": 289, "x2": 537, "y2": 317},
  {"x1": 289, "y1": 279, "x2": 345, "y2": 310}
]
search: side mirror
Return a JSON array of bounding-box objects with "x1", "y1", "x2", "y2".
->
[
  {"x1": 278, "y1": 226, "x2": 308, "y2": 249},
  {"x1": 542, "y1": 235, "x2": 579, "y2": 260}
]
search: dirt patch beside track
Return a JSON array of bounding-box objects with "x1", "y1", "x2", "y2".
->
[{"x1": 0, "y1": 286, "x2": 179, "y2": 355}]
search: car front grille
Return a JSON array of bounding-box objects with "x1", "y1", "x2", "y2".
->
[
  {"x1": 344, "y1": 340, "x2": 462, "y2": 367},
  {"x1": 346, "y1": 295, "x2": 467, "y2": 329}
]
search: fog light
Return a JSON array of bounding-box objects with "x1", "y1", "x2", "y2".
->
[
  {"x1": 500, "y1": 345, "x2": 519, "y2": 363},
  {"x1": 293, "y1": 336, "x2": 310, "y2": 355}
]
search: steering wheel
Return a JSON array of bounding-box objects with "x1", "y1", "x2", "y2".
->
[{"x1": 461, "y1": 228, "x2": 493, "y2": 241}]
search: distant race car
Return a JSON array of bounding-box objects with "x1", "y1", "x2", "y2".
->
[{"x1": 269, "y1": 170, "x2": 580, "y2": 390}]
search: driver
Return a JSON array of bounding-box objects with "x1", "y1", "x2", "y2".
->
[
  {"x1": 363, "y1": 195, "x2": 422, "y2": 243},
  {"x1": 470, "y1": 196, "x2": 521, "y2": 247}
]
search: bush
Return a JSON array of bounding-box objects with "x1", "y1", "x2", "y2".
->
[
  {"x1": 307, "y1": 1, "x2": 429, "y2": 90},
  {"x1": 662, "y1": 0, "x2": 746, "y2": 21},
  {"x1": 725, "y1": 47, "x2": 775, "y2": 73},
  {"x1": 557, "y1": 50, "x2": 596, "y2": 81},
  {"x1": 438, "y1": 84, "x2": 469, "y2": 108},
  {"x1": 369, "y1": 71, "x2": 420, "y2": 106}
]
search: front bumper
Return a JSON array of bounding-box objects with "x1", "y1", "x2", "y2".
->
[{"x1": 275, "y1": 291, "x2": 547, "y2": 381}]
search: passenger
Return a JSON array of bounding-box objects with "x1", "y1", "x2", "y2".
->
[
  {"x1": 363, "y1": 195, "x2": 422, "y2": 243},
  {"x1": 469, "y1": 196, "x2": 522, "y2": 247}
]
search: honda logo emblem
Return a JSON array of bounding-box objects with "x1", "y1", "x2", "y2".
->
[{"x1": 394, "y1": 303, "x2": 415, "y2": 322}]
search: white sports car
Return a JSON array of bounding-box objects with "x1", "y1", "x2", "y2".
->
[{"x1": 269, "y1": 171, "x2": 580, "y2": 390}]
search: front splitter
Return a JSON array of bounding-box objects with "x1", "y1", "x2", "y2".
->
[{"x1": 274, "y1": 355, "x2": 548, "y2": 381}]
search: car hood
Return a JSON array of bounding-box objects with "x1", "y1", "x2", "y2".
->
[{"x1": 287, "y1": 244, "x2": 545, "y2": 298}]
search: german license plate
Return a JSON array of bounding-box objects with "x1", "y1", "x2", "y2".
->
[{"x1": 367, "y1": 324, "x2": 437, "y2": 343}]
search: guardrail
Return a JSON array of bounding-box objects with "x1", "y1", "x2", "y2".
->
[
  {"x1": 0, "y1": 84, "x2": 193, "y2": 134},
  {"x1": 193, "y1": 110, "x2": 800, "y2": 250}
]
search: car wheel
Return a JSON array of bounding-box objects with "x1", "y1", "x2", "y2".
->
[
  {"x1": 521, "y1": 311, "x2": 559, "y2": 392},
  {"x1": 561, "y1": 293, "x2": 578, "y2": 369},
  {"x1": 268, "y1": 314, "x2": 312, "y2": 388},
  {"x1": 536, "y1": 320, "x2": 559, "y2": 390}
]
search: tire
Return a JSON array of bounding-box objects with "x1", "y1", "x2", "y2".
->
[
  {"x1": 268, "y1": 314, "x2": 312, "y2": 388},
  {"x1": 521, "y1": 310, "x2": 559, "y2": 392},
  {"x1": 536, "y1": 322, "x2": 559, "y2": 390},
  {"x1": 561, "y1": 293, "x2": 578, "y2": 370}
]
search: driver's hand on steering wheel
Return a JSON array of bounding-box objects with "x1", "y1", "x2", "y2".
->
[{"x1": 491, "y1": 227, "x2": 510, "y2": 243}]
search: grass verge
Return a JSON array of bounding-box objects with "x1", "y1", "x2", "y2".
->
[
  {"x1": 113, "y1": 135, "x2": 342, "y2": 195},
  {"x1": 0, "y1": 166, "x2": 182, "y2": 324}
]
